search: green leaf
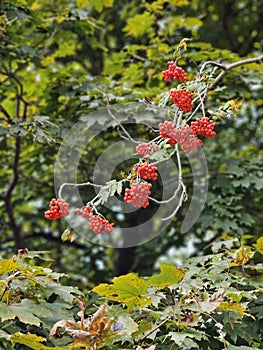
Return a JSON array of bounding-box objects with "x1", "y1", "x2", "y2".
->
[
  {"x1": 123, "y1": 13, "x2": 155, "y2": 38},
  {"x1": 0, "y1": 329, "x2": 11, "y2": 341},
  {"x1": 0, "y1": 258, "x2": 22, "y2": 274},
  {"x1": 148, "y1": 264, "x2": 185, "y2": 288},
  {"x1": 115, "y1": 314, "x2": 138, "y2": 338},
  {"x1": 225, "y1": 346, "x2": 258, "y2": 350},
  {"x1": 44, "y1": 283, "x2": 82, "y2": 303},
  {"x1": 253, "y1": 236, "x2": 263, "y2": 254},
  {"x1": 169, "y1": 329, "x2": 207, "y2": 345},
  {"x1": 92, "y1": 273, "x2": 151, "y2": 311},
  {"x1": 0, "y1": 300, "x2": 42, "y2": 326},
  {"x1": 158, "y1": 92, "x2": 170, "y2": 108}
]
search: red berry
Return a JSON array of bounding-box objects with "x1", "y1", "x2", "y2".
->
[
  {"x1": 124, "y1": 182, "x2": 152, "y2": 208},
  {"x1": 44, "y1": 198, "x2": 69, "y2": 220},
  {"x1": 170, "y1": 89, "x2": 194, "y2": 112}
]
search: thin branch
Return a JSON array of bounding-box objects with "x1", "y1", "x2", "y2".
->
[
  {"x1": 138, "y1": 316, "x2": 171, "y2": 342},
  {"x1": 210, "y1": 55, "x2": 263, "y2": 88},
  {"x1": 0, "y1": 104, "x2": 12, "y2": 122},
  {"x1": 102, "y1": 91, "x2": 138, "y2": 143},
  {"x1": 58, "y1": 182, "x2": 103, "y2": 199}
]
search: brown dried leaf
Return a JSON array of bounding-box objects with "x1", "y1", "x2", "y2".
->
[{"x1": 49, "y1": 319, "x2": 77, "y2": 339}]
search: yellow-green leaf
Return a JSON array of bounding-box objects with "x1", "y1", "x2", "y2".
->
[
  {"x1": 11, "y1": 332, "x2": 64, "y2": 350},
  {"x1": 148, "y1": 264, "x2": 185, "y2": 288},
  {"x1": 92, "y1": 273, "x2": 151, "y2": 311},
  {"x1": 253, "y1": 236, "x2": 263, "y2": 254},
  {"x1": 216, "y1": 302, "x2": 246, "y2": 316},
  {"x1": 0, "y1": 258, "x2": 22, "y2": 275},
  {"x1": 123, "y1": 13, "x2": 155, "y2": 38}
]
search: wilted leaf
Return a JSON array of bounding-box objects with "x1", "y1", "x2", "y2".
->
[
  {"x1": 148, "y1": 264, "x2": 185, "y2": 288},
  {"x1": 92, "y1": 273, "x2": 151, "y2": 311},
  {"x1": 61, "y1": 228, "x2": 76, "y2": 242}
]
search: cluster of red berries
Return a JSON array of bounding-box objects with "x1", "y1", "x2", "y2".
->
[
  {"x1": 170, "y1": 89, "x2": 194, "y2": 112},
  {"x1": 174, "y1": 126, "x2": 203, "y2": 153},
  {"x1": 136, "y1": 143, "x2": 159, "y2": 156},
  {"x1": 44, "y1": 198, "x2": 70, "y2": 220},
  {"x1": 76, "y1": 205, "x2": 92, "y2": 218},
  {"x1": 190, "y1": 117, "x2": 216, "y2": 137},
  {"x1": 88, "y1": 215, "x2": 114, "y2": 234},
  {"x1": 159, "y1": 122, "x2": 202, "y2": 153},
  {"x1": 76, "y1": 205, "x2": 113, "y2": 234},
  {"x1": 124, "y1": 182, "x2": 152, "y2": 208},
  {"x1": 162, "y1": 61, "x2": 187, "y2": 82},
  {"x1": 134, "y1": 162, "x2": 158, "y2": 181},
  {"x1": 159, "y1": 121, "x2": 177, "y2": 146}
]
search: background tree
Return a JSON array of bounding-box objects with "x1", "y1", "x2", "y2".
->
[{"x1": 0, "y1": 0, "x2": 262, "y2": 289}]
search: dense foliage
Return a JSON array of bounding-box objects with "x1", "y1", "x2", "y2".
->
[{"x1": 0, "y1": 0, "x2": 263, "y2": 349}]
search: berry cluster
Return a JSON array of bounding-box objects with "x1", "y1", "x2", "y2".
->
[
  {"x1": 135, "y1": 162, "x2": 158, "y2": 180},
  {"x1": 190, "y1": 117, "x2": 216, "y2": 137},
  {"x1": 170, "y1": 89, "x2": 194, "y2": 112},
  {"x1": 76, "y1": 205, "x2": 113, "y2": 234},
  {"x1": 76, "y1": 205, "x2": 92, "y2": 218},
  {"x1": 88, "y1": 215, "x2": 114, "y2": 234},
  {"x1": 174, "y1": 126, "x2": 203, "y2": 153},
  {"x1": 159, "y1": 121, "x2": 177, "y2": 146},
  {"x1": 136, "y1": 143, "x2": 159, "y2": 156},
  {"x1": 162, "y1": 61, "x2": 187, "y2": 82},
  {"x1": 44, "y1": 198, "x2": 70, "y2": 220},
  {"x1": 124, "y1": 182, "x2": 152, "y2": 208}
]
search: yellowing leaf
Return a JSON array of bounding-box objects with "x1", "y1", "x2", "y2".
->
[
  {"x1": 216, "y1": 302, "x2": 246, "y2": 316},
  {"x1": 167, "y1": 0, "x2": 189, "y2": 6},
  {"x1": 11, "y1": 332, "x2": 64, "y2": 350},
  {"x1": 148, "y1": 264, "x2": 185, "y2": 288},
  {"x1": 230, "y1": 246, "x2": 254, "y2": 266},
  {"x1": 253, "y1": 236, "x2": 263, "y2": 254},
  {"x1": 123, "y1": 13, "x2": 155, "y2": 38},
  {"x1": 0, "y1": 258, "x2": 22, "y2": 275},
  {"x1": 92, "y1": 273, "x2": 151, "y2": 311}
]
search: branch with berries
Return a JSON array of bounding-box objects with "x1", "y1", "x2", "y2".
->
[{"x1": 44, "y1": 51, "x2": 263, "y2": 236}]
